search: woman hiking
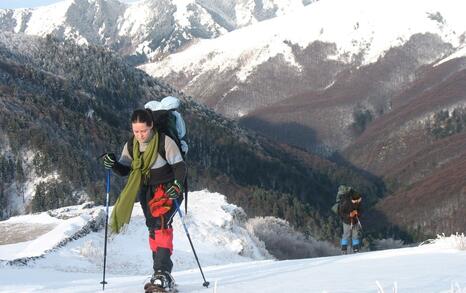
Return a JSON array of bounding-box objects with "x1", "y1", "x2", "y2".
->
[{"x1": 102, "y1": 108, "x2": 186, "y2": 292}]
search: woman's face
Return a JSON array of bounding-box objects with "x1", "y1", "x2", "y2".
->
[{"x1": 132, "y1": 122, "x2": 152, "y2": 143}]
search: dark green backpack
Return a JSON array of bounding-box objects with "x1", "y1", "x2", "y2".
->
[{"x1": 331, "y1": 185, "x2": 353, "y2": 214}]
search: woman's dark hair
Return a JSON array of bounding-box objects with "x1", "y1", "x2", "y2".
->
[{"x1": 131, "y1": 109, "x2": 153, "y2": 126}]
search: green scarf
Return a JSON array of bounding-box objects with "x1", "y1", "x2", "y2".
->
[{"x1": 109, "y1": 133, "x2": 158, "y2": 234}]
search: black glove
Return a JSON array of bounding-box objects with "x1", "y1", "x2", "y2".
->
[
  {"x1": 102, "y1": 153, "x2": 116, "y2": 169},
  {"x1": 166, "y1": 180, "x2": 183, "y2": 199}
]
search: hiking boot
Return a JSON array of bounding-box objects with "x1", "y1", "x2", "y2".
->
[
  {"x1": 150, "y1": 270, "x2": 174, "y2": 290},
  {"x1": 341, "y1": 244, "x2": 348, "y2": 255},
  {"x1": 352, "y1": 244, "x2": 359, "y2": 253}
]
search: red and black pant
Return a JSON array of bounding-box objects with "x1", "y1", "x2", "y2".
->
[{"x1": 139, "y1": 183, "x2": 182, "y2": 273}]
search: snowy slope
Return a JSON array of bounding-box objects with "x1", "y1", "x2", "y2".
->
[
  {"x1": 0, "y1": 191, "x2": 271, "y2": 271},
  {"x1": 0, "y1": 204, "x2": 103, "y2": 261},
  {"x1": 1, "y1": 190, "x2": 466, "y2": 292},
  {"x1": 1, "y1": 236, "x2": 466, "y2": 292},
  {"x1": 141, "y1": 0, "x2": 466, "y2": 83}
]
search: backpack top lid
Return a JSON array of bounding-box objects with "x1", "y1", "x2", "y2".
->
[
  {"x1": 337, "y1": 185, "x2": 361, "y2": 201},
  {"x1": 145, "y1": 96, "x2": 180, "y2": 111},
  {"x1": 144, "y1": 96, "x2": 186, "y2": 138},
  {"x1": 337, "y1": 185, "x2": 352, "y2": 196},
  {"x1": 144, "y1": 100, "x2": 161, "y2": 111},
  {"x1": 144, "y1": 96, "x2": 188, "y2": 155}
]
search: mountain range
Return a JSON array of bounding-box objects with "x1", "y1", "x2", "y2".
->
[
  {"x1": 0, "y1": 0, "x2": 465, "y2": 240},
  {"x1": 0, "y1": 30, "x2": 381, "y2": 247},
  {"x1": 0, "y1": 0, "x2": 315, "y2": 63}
]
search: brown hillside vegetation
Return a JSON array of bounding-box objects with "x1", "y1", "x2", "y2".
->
[
  {"x1": 392, "y1": 58, "x2": 466, "y2": 109},
  {"x1": 344, "y1": 60, "x2": 466, "y2": 238},
  {"x1": 240, "y1": 49, "x2": 466, "y2": 240},
  {"x1": 370, "y1": 150, "x2": 466, "y2": 238},
  {"x1": 240, "y1": 34, "x2": 453, "y2": 151},
  {"x1": 344, "y1": 61, "x2": 466, "y2": 179},
  {"x1": 382, "y1": 132, "x2": 466, "y2": 191}
]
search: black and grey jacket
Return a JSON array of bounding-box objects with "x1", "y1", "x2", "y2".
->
[
  {"x1": 112, "y1": 131, "x2": 187, "y2": 186},
  {"x1": 338, "y1": 196, "x2": 362, "y2": 225}
]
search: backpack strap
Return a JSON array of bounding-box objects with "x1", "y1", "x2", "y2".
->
[
  {"x1": 158, "y1": 133, "x2": 167, "y2": 161},
  {"x1": 127, "y1": 135, "x2": 134, "y2": 159}
]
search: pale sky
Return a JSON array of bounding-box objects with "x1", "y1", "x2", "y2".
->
[{"x1": 0, "y1": 0, "x2": 138, "y2": 9}]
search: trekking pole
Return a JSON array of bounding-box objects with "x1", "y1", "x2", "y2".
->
[
  {"x1": 356, "y1": 215, "x2": 363, "y2": 230},
  {"x1": 100, "y1": 169, "x2": 111, "y2": 290},
  {"x1": 173, "y1": 200, "x2": 210, "y2": 288}
]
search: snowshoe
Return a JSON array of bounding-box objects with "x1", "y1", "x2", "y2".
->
[
  {"x1": 144, "y1": 271, "x2": 176, "y2": 293},
  {"x1": 144, "y1": 282, "x2": 178, "y2": 293}
]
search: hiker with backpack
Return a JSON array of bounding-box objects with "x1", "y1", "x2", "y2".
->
[
  {"x1": 101, "y1": 96, "x2": 187, "y2": 292},
  {"x1": 335, "y1": 185, "x2": 363, "y2": 254}
]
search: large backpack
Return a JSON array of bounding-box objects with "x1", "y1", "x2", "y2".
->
[
  {"x1": 128, "y1": 96, "x2": 189, "y2": 211},
  {"x1": 144, "y1": 96, "x2": 188, "y2": 157},
  {"x1": 331, "y1": 185, "x2": 353, "y2": 214}
]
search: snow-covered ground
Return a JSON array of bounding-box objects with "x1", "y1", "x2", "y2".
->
[{"x1": 1, "y1": 190, "x2": 465, "y2": 293}]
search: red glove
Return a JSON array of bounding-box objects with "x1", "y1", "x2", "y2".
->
[{"x1": 349, "y1": 210, "x2": 358, "y2": 218}]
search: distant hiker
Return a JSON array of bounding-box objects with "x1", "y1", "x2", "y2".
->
[
  {"x1": 101, "y1": 107, "x2": 186, "y2": 291},
  {"x1": 336, "y1": 185, "x2": 362, "y2": 254}
]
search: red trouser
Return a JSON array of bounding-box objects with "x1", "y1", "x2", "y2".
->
[
  {"x1": 146, "y1": 184, "x2": 178, "y2": 256},
  {"x1": 149, "y1": 228, "x2": 174, "y2": 254}
]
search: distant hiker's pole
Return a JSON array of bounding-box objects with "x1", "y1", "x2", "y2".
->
[
  {"x1": 356, "y1": 215, "x2": 363, "y2": 230},
  {"x1": 174, "y1": 200, "x2": 210, "y2": 288},
  {"x1": 100, "y1": 170, "x2": 111, "y2": 290}
]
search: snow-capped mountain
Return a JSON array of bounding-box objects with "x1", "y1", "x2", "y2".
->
[
  {"x1": 141, "y1": 0, "x2": 465, "y2": 121},
  {"x1": 1, "y1": 190, "x2": 466, "y2": 292},
  {"x1": 0, "y1": 0, "x2": 314, "y2": 61}
]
